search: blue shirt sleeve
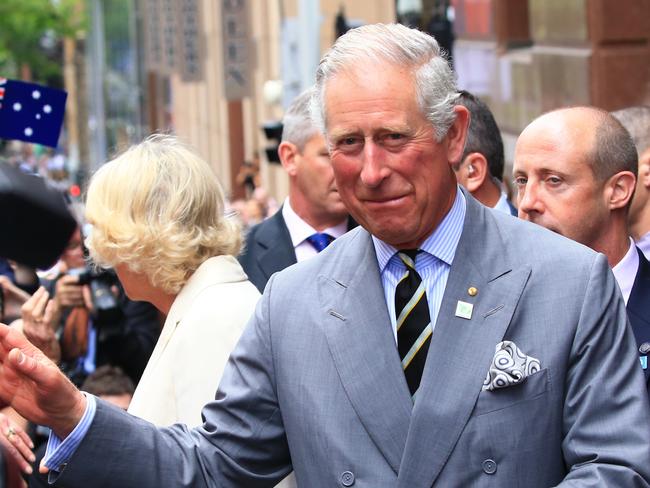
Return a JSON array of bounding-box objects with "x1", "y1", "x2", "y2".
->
[{"x1": 43, "y1": 393, "x2": 97, "y2": 473}]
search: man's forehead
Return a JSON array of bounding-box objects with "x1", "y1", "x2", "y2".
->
[
  {"x1": 516, "y1": 113, "x2": 596, "y2": 163},
  {"x1": 523, "y1": 110, "x2": 598, "y2": 146},
  {"x1": 323, "y1": 71, "x2": 421, "y2": 135}
]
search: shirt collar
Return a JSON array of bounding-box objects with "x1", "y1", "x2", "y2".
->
[
  {"x1": 281, "y1": 197, "x2": 348, "y2": 248},
  {"x1": 372, "y1": 187, "x2": 467, "y2": 272},
  {"x1": 636, "y1": 231, "x2": 650, "y2": 257},
  {"x1": 612, "y1": 237, "x2": 639, "y2": 305},
  {"x1": 493, "y1": 192, "x2": 512, "y2": 214}
]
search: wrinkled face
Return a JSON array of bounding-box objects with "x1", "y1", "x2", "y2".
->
[
  {"x1": 513, "y1": 119, "x2": 609, "y2": 248},
  {"x1": 324, "y1": 65, "x2": 462, "y2": 248},
  {"x1": 294, "y1": 133, "x2": 347, "y2": 222}
]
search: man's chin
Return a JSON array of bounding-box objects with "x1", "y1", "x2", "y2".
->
[{"x1": 537, "y1": 224, "x2": 565, "y2": 238}]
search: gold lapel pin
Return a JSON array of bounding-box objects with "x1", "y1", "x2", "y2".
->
[{"x1": 468, "y1": 286, "x2": 478, "y2": 297}]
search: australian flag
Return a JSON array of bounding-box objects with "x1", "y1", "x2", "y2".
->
[{"x1": 0, "y1": 78, "x2": 67, "y2": 148}]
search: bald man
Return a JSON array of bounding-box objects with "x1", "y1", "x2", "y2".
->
[{"x1": 514, "y1": 106, "x2": 650, "y2": 397}]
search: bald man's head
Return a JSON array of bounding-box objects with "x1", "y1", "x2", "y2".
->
[{"x1": 513, "y1": 106, "x2": 638, "y2": 256}]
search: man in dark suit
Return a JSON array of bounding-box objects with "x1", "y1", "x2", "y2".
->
[
  {"x1": 239, "y1": 88, "x2": 355, "y2": 292},
  {"x1": 453, "y1": 90, "x2": 517, "y2": 216},
  {"x1": 514, "y1": 106, "x2": 650, "y2": 397}
]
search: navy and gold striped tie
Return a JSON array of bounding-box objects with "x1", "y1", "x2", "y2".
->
[{"x1": 395, "y1": 250, "x2": 432, "y2": 397}]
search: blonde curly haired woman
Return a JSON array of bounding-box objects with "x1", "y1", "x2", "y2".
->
[{"x1": 84, "y1": 135, "x2": 261, "y2": 427}]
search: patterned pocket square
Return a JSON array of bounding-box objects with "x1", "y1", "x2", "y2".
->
[{"x1": 482, "y1": 341, "x2": 541, "y2": 391}]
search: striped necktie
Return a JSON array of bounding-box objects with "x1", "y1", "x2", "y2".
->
[
  {"x1": 395, "y1": 250, "x2": 432, "y2": 397},
  {"x1": 306, "y1": 233, "x2": 334, "y2": 253}
]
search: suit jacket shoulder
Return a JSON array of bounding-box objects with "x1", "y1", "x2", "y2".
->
[{"x1": 238, "y1": 210, "x2": 296, "y2": 293}]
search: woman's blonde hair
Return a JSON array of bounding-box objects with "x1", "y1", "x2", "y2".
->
[{"x1": 85, "y1": 134, "x2": 242, "y2": 294}]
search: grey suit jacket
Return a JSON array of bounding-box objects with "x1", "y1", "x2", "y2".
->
[{"x1": 57, "y1": 194, "x2": 650, "y2": 487}]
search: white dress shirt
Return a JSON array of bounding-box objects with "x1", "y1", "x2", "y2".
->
[
  {"x1": 281, "y1": 197, "x2": 349, "y2": 262},
  {"x1": 612, "y1": 238, "x2": 639, "y2": 305}
]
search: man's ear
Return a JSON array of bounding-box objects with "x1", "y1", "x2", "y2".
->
[
  {"x1": 463, "y1": 153, "x2": 488, "y2": 192},
  {"x1": 279, "y1": 141, "x2": 299, "y2": 176},
  {"x1": 607, "y1": 171, "x2": 636, "y2": 210},
  {"x1": 446, "y1": 105, "x2": 470, "y2": 166}
]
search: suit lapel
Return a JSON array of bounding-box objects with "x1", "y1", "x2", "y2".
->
[
  {"x1": 254, "y1": 211, "x2": 296, "y2": 281},
  {"x1": 319, "y1": 230, "x2": 412, "y2": 474},
  {"x1": 398, "y1": 196, "x2": 531, "y2": 487}
]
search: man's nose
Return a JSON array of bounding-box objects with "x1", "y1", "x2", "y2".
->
[
  {"x1": 517, "y1": 182, "x2": 543, "y2": 219},
  {"x1": 359, "y1": 142, "x2": 389, "y2": 188}
]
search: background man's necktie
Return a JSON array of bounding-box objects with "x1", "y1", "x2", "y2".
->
[
  {"x1": 395, "y1": 250, "x2": 432, "y2": 397},
  {"x1": 306, "y1": 233, "x2": 334, "y2": 253}
]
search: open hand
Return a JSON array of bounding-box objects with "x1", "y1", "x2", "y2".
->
[{"x1": 0, "y1": 323, "x2": 86, "y2": 439}]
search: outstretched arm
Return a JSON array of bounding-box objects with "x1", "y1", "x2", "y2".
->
[{"x1": 0, "y1": 323, "x2": 86, "y2": 438}]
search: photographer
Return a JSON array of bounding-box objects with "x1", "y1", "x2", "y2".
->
[{"x1": 23, "y1": 227, "x2": 161, "y2": 387}]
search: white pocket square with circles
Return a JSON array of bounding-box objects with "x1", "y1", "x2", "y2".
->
[{"x1": 482, "y1": 341, "x2": 541, "y2": 391}]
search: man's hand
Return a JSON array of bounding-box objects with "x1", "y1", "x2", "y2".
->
[
  {"x1": 0, "y1": 411, "x2": 35, "y2": 474},
  {"x1": 21, "y1": 287, "x2": 61, "y2": 363},
  {"x1": 0, "y1": 323, "x2": 86, "y2": 438},
  {"x1": 54, "y1": 275, "x2": 86, "y2": 309}
]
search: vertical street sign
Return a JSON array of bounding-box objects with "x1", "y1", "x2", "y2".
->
[
  {"x1": 221, "y1": 0, "x2": 251, "y2": 100},
  {"x1": 177, "y1": 0, "x2": 204, "y2": 81}
]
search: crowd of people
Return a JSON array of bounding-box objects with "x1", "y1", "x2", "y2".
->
[{"x1": 0, "y1": 22, "x2": 650, "y2": 487}]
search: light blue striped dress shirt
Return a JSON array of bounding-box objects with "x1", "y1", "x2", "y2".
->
[
  {"x1": 43, "y1": 187, "x2": 467, "y2": 472},
  {"x1": 372, "y1": 188, "x2": 466, "y2": 342},
  {"x1": 43, "y1": 392, "x2": 96, "y2": 472}
]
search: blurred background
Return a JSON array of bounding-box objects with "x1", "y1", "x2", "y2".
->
[{"x1": 1, "y1": 0, "x2": 649, "y2": 206}]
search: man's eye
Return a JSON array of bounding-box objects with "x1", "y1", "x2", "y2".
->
[
  {"x1": 334, "y1": 137, "x2": 362, "y2": 153},
  {"x1": 513, "y1": 176, "x2": 527, "y2": 187},
  {"x1": 546, "y1": 176, "x2": 562, "y2": 185},
  {"x1": 383, "y1": 133, "x2": 406, "y2": 146}
]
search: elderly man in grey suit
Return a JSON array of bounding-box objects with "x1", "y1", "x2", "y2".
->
[{"x1": 1, "y1": 23, "x2": 650, "y2": 487}]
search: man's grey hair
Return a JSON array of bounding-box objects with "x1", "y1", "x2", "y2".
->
[
  {"x1": 282, "y1": 87, "x2": 320, "y2": 152},
  {"x1": 611, "y1": 106, "x2": 650, "y2": 158},
  {"x1": 311, "y1": 23, "x2": 459, "y2": 142}
]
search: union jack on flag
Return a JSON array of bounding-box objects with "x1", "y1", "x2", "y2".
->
[{"x1": 0, "y1": 78, "x2": 67, "y2": 147}]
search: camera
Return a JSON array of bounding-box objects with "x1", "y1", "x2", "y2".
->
[{"x1": 67, "y1": 267, "x2": 123, "y2": 326}]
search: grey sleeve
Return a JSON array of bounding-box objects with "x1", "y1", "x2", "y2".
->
[
  {"x1": 55, "y1": 276, "x2": 291, "y2": 488},
  {"x1": 560, "y1": 253, "x2": 650, "y2": 486}
]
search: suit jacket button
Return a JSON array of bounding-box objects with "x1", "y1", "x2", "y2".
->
[
  {"x1": 482, "y1": 459, "x2": 497, "y2": 474},
  {"x1": 340, "y1": 470, "x2": 355, "y2": 486}
]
